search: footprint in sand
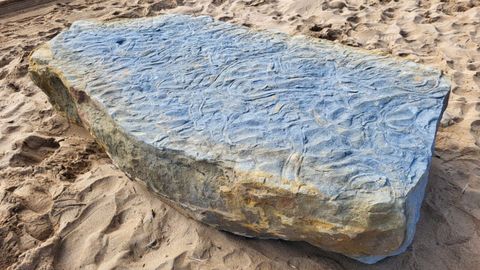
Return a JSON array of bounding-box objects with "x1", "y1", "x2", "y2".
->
[
  {"x1": 9, "y1": 135, "x2": 60, "y2": 167},
  {"x1": 470, "y1": 120, "x2": 480, "y2": 147}
]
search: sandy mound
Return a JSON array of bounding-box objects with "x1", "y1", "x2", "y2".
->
[{"x1": 0, "y1": 0, "x2": 479, "y2": 269}]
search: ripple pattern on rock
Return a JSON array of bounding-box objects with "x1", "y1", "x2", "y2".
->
[{"x1": 29, "y1": 14, "x2": 450, "y2": 264}]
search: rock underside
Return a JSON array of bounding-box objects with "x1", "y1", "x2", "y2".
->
[{"x1": 28, "y1": 14, "x2": 450, "y2": 263}]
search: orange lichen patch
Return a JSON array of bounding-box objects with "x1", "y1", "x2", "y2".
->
[{"x1": 215, "y1": 171, "x2": 406, "y2": 256}]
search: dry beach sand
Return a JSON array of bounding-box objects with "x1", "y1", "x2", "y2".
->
[{"x1": 1, "y1": 0, "x2": 480, "y2": 269}]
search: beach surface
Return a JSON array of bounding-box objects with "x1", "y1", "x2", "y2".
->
[{"x1": 1, "y1": 0, "x2": 479, "y2": 269}]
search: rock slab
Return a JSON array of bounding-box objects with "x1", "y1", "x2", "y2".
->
[{"x1": 29, "y1": 14, "x2": 450, "y2": 263}]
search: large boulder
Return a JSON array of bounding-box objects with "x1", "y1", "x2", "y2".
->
[{"x1": 29, "y1": 14, "x2": 450, "y2": 263}]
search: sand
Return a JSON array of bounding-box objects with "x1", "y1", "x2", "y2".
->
[{"x1": 0, "y1": 0, "x2": 479, "y2": 269}]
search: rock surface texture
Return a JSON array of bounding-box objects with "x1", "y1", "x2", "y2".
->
[{"x1": 29, "y1": 14, "x2": 450, "y2": 263}]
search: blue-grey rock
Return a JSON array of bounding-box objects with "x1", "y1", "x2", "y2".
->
[{"x1": 28, "y1": 14, "x2": 450, "y2": 263}]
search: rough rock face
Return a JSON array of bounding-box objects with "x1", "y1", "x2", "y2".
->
[{"x1": 29, "y1": 14, "x2": 450, "y2": 263}]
